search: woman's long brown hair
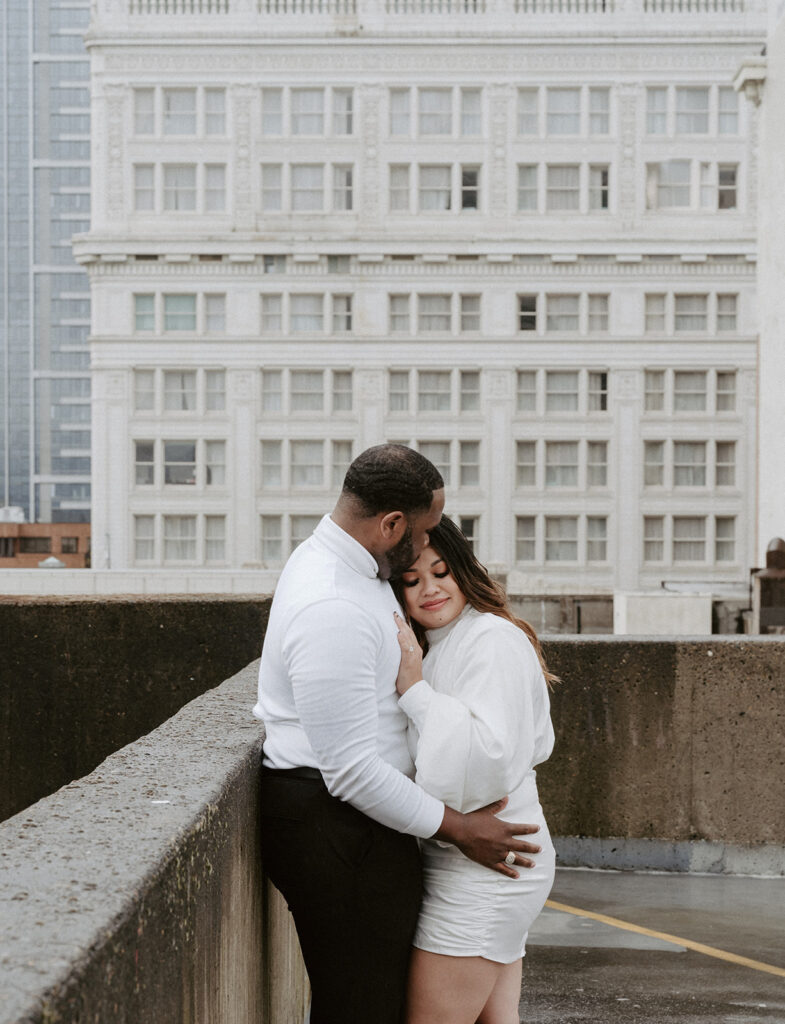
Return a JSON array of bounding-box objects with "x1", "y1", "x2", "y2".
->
[{"x1": 391, "y1": 516, "x2": 558, "y2": 688}]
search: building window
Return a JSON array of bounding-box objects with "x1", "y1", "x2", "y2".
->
[
  {"x1": 418, "y1": 88, "x2": 451, "y2": 135},
  {"x1": 716, "y1": 371, "x2": 736, "y2": 412},
  {"x1": 545, "y1": 516, "x2": 578, "y2": 561},
  {"x1": 517, "y1": 89, "x2": 538, "y2": 135},
  {"x1": 588, "y1": 371, "x2": 608, "y2": 412},
  {"x1": 205, "y1": 370, "x2": 225, "y2": 412},
  {"x1": 516, "y1": 441, "x2": 536, "y2": 487},
  {"x1": 389, "y1": 293, "x2": 410, "y2": 333},
  {"x1": 163, "y1": 371, "x2": 196, "y2": 411},
  {"x1": 646, "y1": 87, "x2": 667, "y2": 134},
  {"x1": 291, "y1": 88, "x2": 324, "y2": 135},
  {"x1": 545, "y1": 371, "x2": 579, "y2": 412},
  {"x1": 205, "y1": 441, "x2": 226, "y2": 486},
  {"x1": 673, "y1": 370, "x2": 707, "y2": 412},
  {"x1": 333, "y1": 165, "x2": 354, "y2": 211},
  {"x1": 461, "y1": 166, "x2": 480, "y2": 210},
  {"x1": 205, "y1": 516, "x2": 226, "y2": 562},
  {"x1": 673, "y1": 516, "x2": 705, "y2": 562},
  {"x1": 390, "y1": 88, "x2": 411, "y2": 135},
  {"x1": 204, "y1": 165, "x2": 226, "y2": 212},
  {"x1": 291, "y1": 515, "x2": 320, "y2": 552},
  {"x1": 673, "y1": 441, "x2": 706, "y2": 487},
  {"x1": 459, "y1": 295, "x2": 481, "y2": 333},
  {"x1": 205, "y1": 294, "x2": 226, "y2": 332},
  {"x1": 589, "y1": 88, "x2": 610, "y2": 134},
  {"x1": 588, "y1": 295, "x2": 609, "y2": 332},
  {"x1": 675, "y1": 87, "x2": 709, "y2": 134},
  {"x1": 333, "y1": 88, "x2": 354, "y2": 135},
  {"x1": 645, "y1": 294, "x2": 666, "y2": 333},
  {"x1": 643, "y1": 441, "x2": 665, "y2": 487},
  {"x1": 715, "y1": 516, "x2": 735, "y2": 562},
  {"x1": 546, "y1": 165, "x2": 579, "y2": 211},
  {"x1": 516, "y1": 371, "x2": 536, "y2": 411},
  {"x1": 545, "y1": 441, "x2": 579, "y2": 487},
  {"x1": 332, "y1": 440, "x2": 353, "y2": 488},
  {"x1": 546, "y1": 294, "x2": 579, "y2": 333},
  {"x1": 459, "y1": 517, "x2": 477, "y2": 551},
  {"x1": 133, "y1": 165, "x2": 155, "y2": 211},
  {"x1": 332, "y1": 294, "x2": 353, "y2": 333},
  {"x1": 648, "y1": 160, "x2": 690, "y2": 209},
  {"x1": 546, "y1": 87, "x2": 580, "y2": 135},
  {"x1": 460, "y1": 370, "x2": 480, "y2": 411},
  {"x1": 459, "y1": 441, "x2": 480, "y2": 486},
  {"x1": 460, "y1": 89, "x2": 482, "y2": 136},
  {"x1": 586, "y1": 516, "x2": 607, "y2": 562},
  {"x1": 715, "y1": 441, "x2": 736, "y2": 486},
  {"x1": 291, "y1": 440, "x2": 324, "y2": 487},
  {"x1": 60, "y1": 537, "x2": 79, "y2": 554},
  {"x1": 515, "y1": 516, "x2": 536, "y2": 562},
  {"x1": 587, "y1": 441, "x2": 607, "y2": 487},
  {"x1": 291, "y1": 165, "x2": 323, "y2": 211},
  {"x1": 674, "y1": 294, "x2": 707, "y2": 332},
  {"x1": 163, "y1": 165, "x2": 196, "y2": 211},
  {"x1": 260, "y1": 515, "x2": 283, "y2": 564},
  {"x1": 644, "y1": 369, "x2": 665, "y2": 411},
  {"x1": 163, "y1": 515, "x2": 197, "y2": 561},
  {"x1": 518, "y1": 295, "x2": 538, "y2": 332},
  {"x1": 261, "y1": 294, "x2": 283, "y2": 333},
  {"x1": 643, "y1": 516, "x2": 664, "y2": 562},
  {"x1": 389, "y1": 370, "x2": 410, "y2": 412},
  {"x1": 260, "y1": 441, "x2": 282, "y2": 487},
  {"x1": 389, "y1": 165, "x2": 410, "y2": 212},
  {"x1": 134, "y1": 370, "x2": 155, "y2": 411},
  {"x1": 134, "y1": 515, "x2": 155, "y2": 561},
  {"x1": 261, "y1": 88, "x2": 283, "y2": 135},
  {"x1": 261, "y1": 370, "x2": 283, "y2": 412},
  {"x1": 135, "y1": 441, "x2": 155, "y2": 485},
  {"x1": 163, "y1": 88, "x2": 196, "y2": 135},
  {"x1": 134, "y1": 88, "x2": 155, "y2": 134},
  {"x1": 290, "y1": 370, "x2": 323, "y2": 411},
  {"x1": 418, "y1": 371, "x2": 451, "y2": 412},
  {"x1": 164, "y1": 441, "x2": 196, "y2": 485},
  {"x1": 418, "y1": 294, "x2": 451, "y2": 333},
  {"x1": 134, "y1": 294, "x2": 155, "y2": 332},
  {"x1": 718, "y1": 87, "x2": 739, "y2": 134},
  {"x1": 332, "y1": 370, "x2": 353, "y2": 412},
  {"x1": 290, "y1": 294, "x2": 324, "y2": 333},
  {"x1": 517, "y1": 165, "x2": 537, "y2": 212},
  {"x1": 419, "y1": 165, "x2": 451, "y2": 211},
  {"x1": 261, "y1": 164, "x2": 282, "y2": 211},
  {"x1": 716, "y1": 294, "x2": 737, "y2": 332},
  {"x1": 163, "y1": 294, "x2": 196, "y2": 331},
  {"x1": 718, "y1": 165, "x2": 738, "y2": 210},
  {"x1": 589, "y1": 166, "x2": 609, "y2": 211},
  {"x1": 205, "y1": 89, "x2": 226, "y2": 135},
  {"x1": 419, "y1": 441, "x2": 451, "y2": 485}
]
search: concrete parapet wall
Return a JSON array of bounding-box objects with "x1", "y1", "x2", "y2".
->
[
  {"x1": 0, "y1": 660, "x2": 308, "y2": 1024},
  {"x1": 0, "y1": 596, "x2": 271, "y2": 822},
  {"x1": 538, "y1": 636, "x2": 785, "y2": 849}
]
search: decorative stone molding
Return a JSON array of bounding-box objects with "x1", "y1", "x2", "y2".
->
[{"x1": 105, "y1": 86, "x2": 126, "y2": 222}]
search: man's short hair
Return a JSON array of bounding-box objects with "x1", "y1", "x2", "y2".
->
[{"x1": 341, "y1": 444, "x2": 444, "y2": 517}]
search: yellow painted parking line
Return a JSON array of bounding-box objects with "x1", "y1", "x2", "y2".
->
[{"x1": 545, "y1": 899, "x2": 785, "y2": 979}]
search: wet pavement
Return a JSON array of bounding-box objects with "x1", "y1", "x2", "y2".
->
[{"x1": 521, "y1": 868, "x2": 785, "y2": 1023}]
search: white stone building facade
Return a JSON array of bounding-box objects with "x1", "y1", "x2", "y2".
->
[{"x1": 78, "y1": 0, "x2": 767, "y2": 596}]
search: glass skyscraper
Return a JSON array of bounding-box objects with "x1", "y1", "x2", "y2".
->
[{"x1": 0, "y1": 0, "x2": 91, "y2": 523}]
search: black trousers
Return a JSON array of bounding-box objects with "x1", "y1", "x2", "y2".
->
[{"x1": 259, "y1": 767, "x2": 423, "y2": 1024}]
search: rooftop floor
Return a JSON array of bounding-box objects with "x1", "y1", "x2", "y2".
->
[{"x1": 523, "y1": 868, "x2": 785, "y2": 1023}]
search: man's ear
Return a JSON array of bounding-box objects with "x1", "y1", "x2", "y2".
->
[{"x1": 378, "y1": 510, "x2": 406, "y2": 541}]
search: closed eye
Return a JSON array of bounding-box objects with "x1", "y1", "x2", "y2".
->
[
  {"x1": 433, "y1": 570, "x2": 449, "y2": 579},
  {"x1": 401, "y1": 577, "x2": 419, "y2": 588}
]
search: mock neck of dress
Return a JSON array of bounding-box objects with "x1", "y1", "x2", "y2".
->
[
  {"x1": 313, "y1": 513, "x2": 379, "y2": 580},
  {"x1": 425, "y1": 603, "x2": 477, "y2": 647}
]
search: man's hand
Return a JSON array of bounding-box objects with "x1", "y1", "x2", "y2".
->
[{"x1": 434, "y1": 797, "x2": 541, "y2": 879}]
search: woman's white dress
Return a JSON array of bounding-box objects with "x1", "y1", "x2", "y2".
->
[{"x1": 397, "y1": 605, "x2": 555, "y2": 963}]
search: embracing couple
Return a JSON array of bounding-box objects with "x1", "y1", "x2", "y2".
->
[{"x1": 253, "y1": 444, "x2": 557, "y2": 1024}]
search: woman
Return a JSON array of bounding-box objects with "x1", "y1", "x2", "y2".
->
[{"x1": 392, "y1": 516, "x2": 557, "y2": 1024}]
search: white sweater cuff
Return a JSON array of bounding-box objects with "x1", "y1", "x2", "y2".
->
[{"x1": 397, "y1": 678, "x2": 433, "y2": 729}]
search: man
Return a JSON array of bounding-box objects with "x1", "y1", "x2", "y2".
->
[{"x1": 254, "y1": 444, "x2": 540, "y2": 1024}]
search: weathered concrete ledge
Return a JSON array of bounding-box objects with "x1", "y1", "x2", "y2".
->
[{"x1": 0, "y1": 660, "x2": 308, "y2": 1024}]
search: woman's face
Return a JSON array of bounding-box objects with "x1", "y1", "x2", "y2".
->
[{"x1": 400, "y1": 546, "x2": 467, "y2": 630}]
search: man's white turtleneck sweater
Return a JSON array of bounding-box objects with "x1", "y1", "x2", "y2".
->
[{"x1": 253, "y1": 514, "x2": 445, "y2": 839}]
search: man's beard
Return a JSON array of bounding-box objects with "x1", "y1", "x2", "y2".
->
[{"x1": 380, "y1": 523, "x2": 415, "y2": 580}]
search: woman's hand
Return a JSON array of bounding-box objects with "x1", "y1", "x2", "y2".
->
[{"x1": 393, "y1": 611, "x2": 424, "y2": 696}]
